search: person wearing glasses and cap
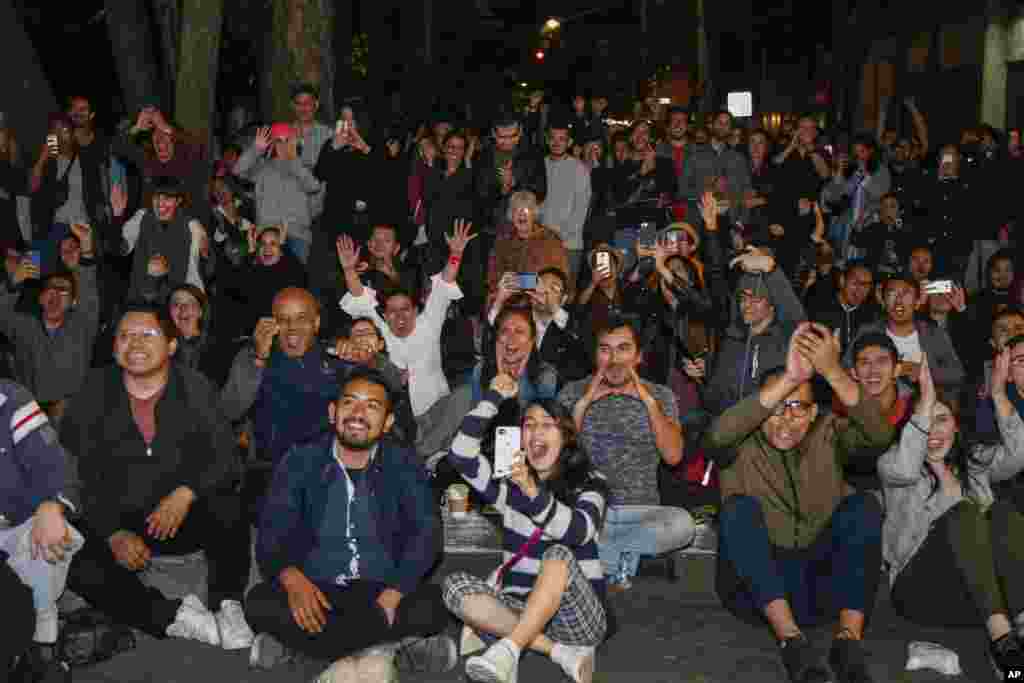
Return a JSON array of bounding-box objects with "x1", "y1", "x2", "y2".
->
[{"x1": 703, "y1": 322, "x2": 894, "y2": 683}]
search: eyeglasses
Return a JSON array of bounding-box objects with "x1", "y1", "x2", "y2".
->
[
  {"x1": 770, "y1": 400, "x2": 814, "y2": 419},
  {"x1": 117, "y1": 329, "x2": 163, "y2": 343}
]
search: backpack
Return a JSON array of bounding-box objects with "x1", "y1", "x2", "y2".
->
[{"x1": 57, "y1": 608, "x2": 136, "y2": 667}]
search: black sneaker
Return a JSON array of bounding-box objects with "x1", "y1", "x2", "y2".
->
[
  {"x1": 990, "y1": 632, "x2": 1024, "y2": 680},
  {"x1": 394, "y1": 634, "x2": 457, "y2": 673},
  {"x1": 829, "y1": 638, "x2": 874, "y2": 683},
  {"x1": 779, "y1": 634, "x2": 833, "y2": 683}
]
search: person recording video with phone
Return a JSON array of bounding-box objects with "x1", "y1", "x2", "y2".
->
[{"x1": 442, "y1": 375, "x2": 610, "y2": 683}]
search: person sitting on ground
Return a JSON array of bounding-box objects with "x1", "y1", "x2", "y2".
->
[
  {"x1": 558, "y1": 316, "x2": 695, "y2": 592},
  {"x1": 62, "y1": 303, "x2": 253, "y2": 651},
  {"x1": 443, "y1": 379, "x2": 609, "y2": 683},
  {"x1": 245, "y1": 368, "x2": 456, "y2": 679},
  {"x1": 878, "y1": 350, "x2": 1024, "y2": 679},
  {"x1": 704, "y1": 322, "x2": 894, "y2": 683},
  {"x1": 488, "y1": 268, "x2": 590, "y2": 385},
  {"x1": 120, "y1": 176, "x2": 212, "y2": 302},
  {"x1": 337, "y1": 221, "x2": 476, "y2": 461},
  {"x1": 1, "y1": 223, "x2": 100, "y2": 425},
  {"x1": 845, "y1": 275, "x2": 964, "y2": 393},
  {"x1": 0, "y1": 380, "x2": 82, "y2": 683}
]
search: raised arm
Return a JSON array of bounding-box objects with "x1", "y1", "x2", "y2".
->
[
  {"x1": 234, "y1": 126, "x2": 271, "y2": 180},
  {"x1": 442, "y1": 219, "x2": 475, "y2": 284}
]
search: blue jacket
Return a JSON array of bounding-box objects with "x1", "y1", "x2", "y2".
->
[
  {"x1": 257, "y1": 433, "x2": 440, "y2": 596},
  {"x1": 0, "y1": 381, "x2": 77, "y2": 530}
]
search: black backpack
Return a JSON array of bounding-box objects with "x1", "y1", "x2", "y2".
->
[{"x1": 57, "y1": 607, "x2": 136, "y2": 667}]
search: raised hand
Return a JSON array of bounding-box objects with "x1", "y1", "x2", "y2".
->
[
  {"x1": 700, "y1": 191, "x2": 719, "y2": 230},
  {"x1": 793, "y1": 323, "x2": 842, "y2": 378},
  {"x1": 917, "y1": 354, "x2": 936, "y2": 415},
  {"x1": 784, "y1": 322, "x2": 816, "y2": 385},
  {"x1": 253, "y1": 317, "x2": 279, "y2": 360},
  {"x1": 446, "y1": 219, "x2": 476, "y2": 256},
  {"x1": 253, "y1": 126, "x2": 273, "y2": 153},
  {"x1": 490, "y1": 372, "x2": 519, "y2": 401},
  {"x1": 992, "y1": 347, "x2": 1011, "y2": 401},
  {"x1": 336, "y1": 234, "x2": 361, "y2": 271}
]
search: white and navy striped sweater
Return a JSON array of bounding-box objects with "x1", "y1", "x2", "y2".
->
[{"x1": 447, "y1": 390, "x2": 607, "y2": 598}]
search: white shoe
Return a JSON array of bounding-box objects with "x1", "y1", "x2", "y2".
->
[
  {"x1": 551, "y1": 643, "x2": 596, "y2": 683},
  {"x1": 249, "y1": 632, "x2": 293, "y2": 670},
  {"x1": 217, "y1": 599, "x2": 255, "y2": 650},
  {"x1": 465, "y1": 639, "x2": 519, "y2": 683},
  {"x1": 166, "y1": 594, "x2": 220, "y2": 646},
  {"x1": 313, "y1": 649, "x2": 397, "y2": 683}
]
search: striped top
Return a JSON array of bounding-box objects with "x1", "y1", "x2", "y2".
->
[{"x1": 447, "y1": 389, "x2": 607, "y2": 598}]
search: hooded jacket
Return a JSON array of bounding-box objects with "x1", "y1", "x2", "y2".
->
[{"x1": 703, "y1": 267, "x2": 807, "y2": 416}]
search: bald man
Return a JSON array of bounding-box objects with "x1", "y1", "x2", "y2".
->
[{"x1": 222, "y1": 288, "x2": 413, "y2": 517}]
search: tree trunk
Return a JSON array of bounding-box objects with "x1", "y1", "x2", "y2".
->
[
  {"x1": 0, "y1": 0, "x2": 58, "y2": 163},
  {"x1": 175, "y1": 0, "x2": 224, "y2": 153},
  {"x1": 152, "y1": 0, "x2": 182, "y2": 113},
  {"x1": 263, "y1": 0, "x2": 336, "y2": 123},
  {"x1": 105, "y1": 0, "x2": 163, "y2": 113}
]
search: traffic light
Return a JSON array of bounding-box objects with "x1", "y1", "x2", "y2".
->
[{"x1": 534, "y1": 49, "x2": 545, "y2": 62}]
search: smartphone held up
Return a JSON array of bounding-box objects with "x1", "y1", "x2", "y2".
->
[{"x1": 493, "y1": 426, "x2": 521, "y2": 479}]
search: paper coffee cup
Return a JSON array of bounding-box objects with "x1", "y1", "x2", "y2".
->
[{"x1": 447, "y1": 484, "x2": 470, "y2": 517}]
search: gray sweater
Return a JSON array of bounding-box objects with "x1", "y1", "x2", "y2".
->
[
  {"x1": 234, "y1": 145, "x2": 321, "y2": 243},
  {"x1": 539, "y1": 156, "x2": 592, "y2": 251},
  {"x1": 0, "y1": 264, "x2": 101, "y2": 403}
]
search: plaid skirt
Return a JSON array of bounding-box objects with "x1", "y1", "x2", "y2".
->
[{"x1": 441, "y1": 544, "x2": 607, "y2": 647}]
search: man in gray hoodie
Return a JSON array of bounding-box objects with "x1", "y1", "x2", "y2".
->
[{"x1": 695, "y1": 249, "x2": 807, "y2": 416}]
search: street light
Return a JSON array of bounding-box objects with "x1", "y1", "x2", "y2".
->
[{"x1": 543, "y1": 17, "x2": 561, "y2": 32}]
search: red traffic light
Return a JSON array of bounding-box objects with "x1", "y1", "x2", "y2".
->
[{"x1": 534, "y1": 49, "x2": 545, "y2": 61}]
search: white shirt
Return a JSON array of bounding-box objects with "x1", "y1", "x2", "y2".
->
[
  {"x1": 887, "y1": 329, "x2": 922, "y2": 364},
  {"x1": 341, "y1": 273, "x2": 462, "y2": 416}
]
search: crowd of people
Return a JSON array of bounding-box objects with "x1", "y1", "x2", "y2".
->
[{"x1": 3, "y1": 83, "x2": 1024, "y2": 683}]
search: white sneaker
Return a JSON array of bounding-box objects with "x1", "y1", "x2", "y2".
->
[
  {"x1": 216, "y1": 599, "x2": 255, "y2": 650},
  {"x1": 465, "y1": 639, "x2": 519, "y2": 683},
  {"x1": 249, "y1": 632, "x2": 293, "y2": 670},
  {"x1": 166, "y1": 594, "x2": 221, "y2": 646},
  {"x1": 551, "y1": 643, "x2": 596, "y2": 683},
  {"x1": 313, "y1": 649, "x2": 397, "y2": 683}
]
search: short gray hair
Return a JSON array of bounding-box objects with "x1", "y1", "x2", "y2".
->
[{"x1": 506, "y1": 191, "x2": 539, "y2": 222}]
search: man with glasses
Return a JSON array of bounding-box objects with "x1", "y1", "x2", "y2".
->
[
  {"x1": 62, "y1": 303, "x2": 254, "y2": 650},
  {"x1": 705, "y1": 322, "x2": 894, "y2": 683},
  {"x1": 0, "y1": 223, "x2": 100, "y2": 425},
  {"x1": 845, "y1": 276, "x2": 964, "y2": 392}
]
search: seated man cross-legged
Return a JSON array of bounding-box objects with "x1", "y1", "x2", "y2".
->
[
  {"x1": 244, "y1": 368, "x2": 456, "y2": 680},
  {"x1": 703, "y1": 322, "x2": 895, "y2": 683},
  {"x1": 62, "y1": 304, "x2": 253, "y2": 650}
]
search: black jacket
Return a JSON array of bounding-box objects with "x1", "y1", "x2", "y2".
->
[
  {"x1": 474, "y1": 144, "x2": 547, "y2": 233},
  {"x1": 60, "y1": 363, "x2": 237, "y2": 541},
  {"x1": 314, "y1": 141, "x2": 373, "y2": 243}
]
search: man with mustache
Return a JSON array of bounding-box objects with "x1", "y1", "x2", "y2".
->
[
  {"x1": 558, "y1": 316, "x2": 694, "y2": 592},
  {"x1": 245, "y1": 368, "x2": 456, "y2": 679},
  {"x1": 704, "y1": 322, "x2": 894, "y2": 683}
]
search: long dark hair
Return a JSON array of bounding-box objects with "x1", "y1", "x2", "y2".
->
[
  {"x1": 921, "y1": 395, "x2": 985, "y2": 501},
  {"x1": 523, "y1": 399, "x2": 609, "y2": 511}
]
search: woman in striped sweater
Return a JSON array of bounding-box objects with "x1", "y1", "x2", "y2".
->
[{"x1": 441, "y1": 373, "x2": 610, "y2": 683}]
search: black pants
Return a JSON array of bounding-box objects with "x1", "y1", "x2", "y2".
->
[
  {"x1": 66, "y1": 491, "x2": 251, "y2": 638},
  {"x1": 891, "y1": 500, "x2": 1024, "y2": 628},
  {"x1": 245, "y1": 580, "x2": 450, "y2": 662},
  {"x1": 0, "y1": 560, "x2": 35, "y2": 678}
]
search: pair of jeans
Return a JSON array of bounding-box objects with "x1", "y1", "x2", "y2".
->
[
  {"x1": 597, "y1": 505, "x2": 696, "y2": 578},
  {"x1": 245, "y1": 580, "x2": 450, "y2": 662},
  {"x1": 0, "y1": 519, "x2": 84, "y2": 643},
  {"x1": 66, "y1": 490, "x2": 251, "y2": 638},
  {"x1": 716, "y1": 493, "x2": 883, "y2": 628}
]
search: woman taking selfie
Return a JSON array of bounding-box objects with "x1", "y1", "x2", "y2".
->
[
  {"x1": 878, "y1": 351, "x2": 1024, "y2": 678},
  {"x1": 442, "y1": 375, "x2": 609, "y2": 683}
]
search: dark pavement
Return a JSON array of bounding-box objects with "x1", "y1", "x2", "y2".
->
[{"x1": 69, "y1": 548, "x2": 995, "y2": 683}]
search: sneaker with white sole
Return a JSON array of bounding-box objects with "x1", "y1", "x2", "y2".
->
[
  {"x1": 249, "y1": 632, "x2": 294, "y2": 670},
  {"x1": 313, "y1": 649, "x2": 397, "y2": 683},
  {"x1": 465, "y1": 639, "x2": 519, "y2": 683},
  {"x1": 551, "y1": 643, "x2": 596, "y2": 683},
  {"x1": 166, "y1": 594, "x2": 220, "y2": 647},
  {"x1": 395, "y1": 634, "x2": 457, "y2": 673},
  {"x1": 216, "y1": 600, "x2": 255, "y2": 650}
]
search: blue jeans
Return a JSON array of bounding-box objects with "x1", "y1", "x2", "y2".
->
[
  {"x1": 715, "y1": 493, "x2": 883, "y2": 628},
  {"x1": 598, "y1": 505, "x2": 696, "y2": 579}
]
